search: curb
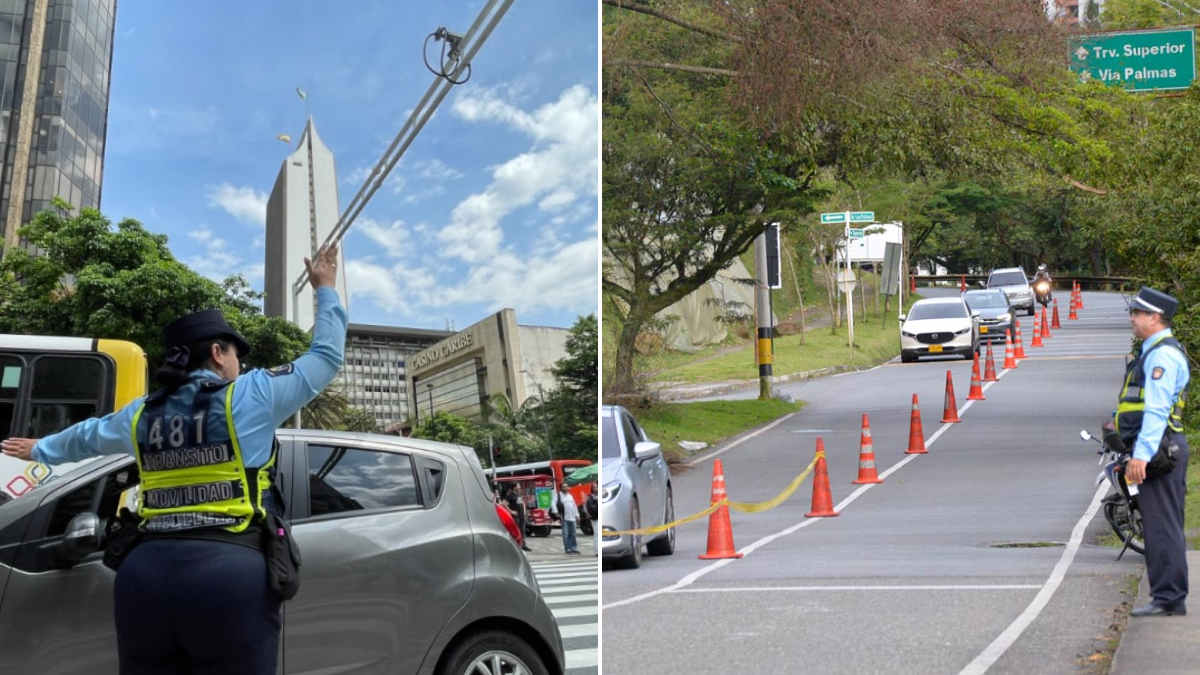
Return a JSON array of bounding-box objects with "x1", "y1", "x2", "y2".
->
[{"x1": 651, "y1": 362, "x2": 880, "y2": 402}]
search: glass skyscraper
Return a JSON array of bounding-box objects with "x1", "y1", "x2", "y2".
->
[{"x1": 0, "y1": 0, "x2": 115, "y2": 252}]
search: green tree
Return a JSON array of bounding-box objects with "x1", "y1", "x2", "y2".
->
[
  {"x1": 0, "y1": 200, "x2": 309, "y2": 367},
  {"x1": 546, "y1": 314, "x2": 598, "y2": 459}
]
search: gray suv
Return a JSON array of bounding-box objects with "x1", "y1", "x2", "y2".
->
[
  {"x1": 601, "y1": 405, "x2": 675, "y2": 569},
  {"x1": 986, "y1": 267, "x2": 1035, "y2": 316},
  {"x1": 0, "y1": 430, "x2": 565, "y2": 675}
]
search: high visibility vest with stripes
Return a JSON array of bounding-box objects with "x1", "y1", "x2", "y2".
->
[
  {"x1": 1115, "y1": 336, "x2": 1187, "y2": 449},
  {"x1": 131, "y1": 378, "x2": 271, "y2": 533}
]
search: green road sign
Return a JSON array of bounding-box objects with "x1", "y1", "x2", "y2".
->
[
  {"x1": 848, "y1": 228, "x2": 865, "y2": 238},
  {"x1": 1069, "y1": 27, "x2": 1196, "y2": 92},
  {"x1": 821, "y1": 211, "x2": 874, "y2": 224}
]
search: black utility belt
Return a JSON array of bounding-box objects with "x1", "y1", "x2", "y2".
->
[{"x1": 147, "y1": 524, "x2": 264, "y2": 552}]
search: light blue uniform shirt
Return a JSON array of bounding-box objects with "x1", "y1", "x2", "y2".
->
[
  {"x1": 1132, "y1": 327, "x2": 1190, "y2": 463},
  {"x1": 32, "y1": 286, "x2": 347, "y2": 467}
]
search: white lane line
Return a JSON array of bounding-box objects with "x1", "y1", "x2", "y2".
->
[
  {"x1": 671, "y1": 584, "x2": 1041, "y2": 592},
  {"x1": 552, "y1": 606, "x2": 598, "y2": 619},
  {"x1": 684, "y1": 412, "x2": 799, "y2": 466},
  {"x1": 605, "y1": 365, "x2": 1031, "y2": 611},
  {"x1": 565, "y1": 648, "x2": 599, "y2": 668},
  {"x1": 957, "y1": 482, "x2": 1108, "y2": 675},
  {"x1": 544, "y1": 593, "x2": 598, "y2": 605},
  {"x1": 558, "y1": 622, "x2": 598, "y2": 639}
]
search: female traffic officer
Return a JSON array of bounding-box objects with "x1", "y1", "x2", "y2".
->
[{"x1": 1, "y1": 243, "x2": 346, "y2": 675}]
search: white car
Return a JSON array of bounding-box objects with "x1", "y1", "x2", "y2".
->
[{"x1": 899, "y1": 297, "x2": 980, "y2": 363}]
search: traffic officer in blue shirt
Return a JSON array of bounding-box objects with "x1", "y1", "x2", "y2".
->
[
  {"x1": 1117, "y1": 286, "x2": 1190, "y2": 618},
  {"x1": 1, "y1": 243, "x2": 347, "y2": 674}
]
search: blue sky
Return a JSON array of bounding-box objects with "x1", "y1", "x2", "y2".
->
[{"x1": 101, "y1": 1, "x2": 598, "y2": 333}]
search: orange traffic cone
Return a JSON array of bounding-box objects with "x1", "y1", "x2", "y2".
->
[
  {"x1": 906, "y1": 394, "x2": 928, "y2": 454},
  {"x1": 1076, "y1": 284, "x2": 1084, "y2": 310},
  {"x1": 1041, "y1": 306, "x2": 1052, "y2": 338},
  {"x1": 1031, "y1": 313, "x2": 1043, "y2": 347},
  {"x1": 698, "y1": 459, "x2": 743, "y2": 560},
  {"x1": 941, "y1": 370, "x2": 961, "y2": 423},
  {"x1": 1013, "y1": 320, "x2": 1026, "y2": 359},
  {"x1": 1052, "y1": 299, "x2": 1062, "y2": 329},
  {"x1": 960, "y1": 274, "x2": 966, "y2": 293},
  {"x1": 1003, "y1": 329, "x2": 1017, "y2": 369},
  {"x1": 983, "y1": 340, "x2": 999, "y2": 382},
  {"x1": 968, "y1": 352, "x2": 986, "y2": 400},
  {"x1": 910, "y1": 274, "x2": 917, "y2": 293},
  {"x1": 852, "y1": 415, "x2": 883, "y2": 484},
  {"x1": 1068, "y1": 295, "x2": 1078, "y2": 320},
  {"x1": 806, "y1": 438, "x2": 840, "y2": 517}
]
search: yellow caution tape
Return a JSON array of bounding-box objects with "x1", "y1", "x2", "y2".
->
[{"x1": 604, "y1": 453, "x2": 822, "y2": 536}]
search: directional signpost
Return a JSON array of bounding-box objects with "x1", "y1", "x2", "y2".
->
[
  {"x1": 1068, "y1": 27, "x2": 1196, "y2": 92},
  {"x1": 821, "y1": 211, "x2": 876, "y2": 358}
]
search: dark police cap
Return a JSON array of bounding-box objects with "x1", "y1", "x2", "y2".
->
[
  {"x1": 1129, "y1": 286, "x2": 1178, "y2": 320},
  {"x1": 162, "y1": 309, "x2": 251, "y2": 356}
]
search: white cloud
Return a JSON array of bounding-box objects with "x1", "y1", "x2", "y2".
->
[
  {"x1": 344, "y1": 259, "x2": 438, "y2": 316},
  {"x1": 356, "y1": 218, "x2": 411, "y2": 259},
  {"x1": 415, "y1": 159, "x2": 463, "y2": 181},
  {"x1": 439, "y1": 85, "x2": 598, "y2": 263},
  {"x1": 182, "y1": 227, "x2": 241, "y2": 281},
  {"x1": 205, "y1": 183, "x2": 268, "y2": 226},
  {"x1": 437, "y1": 230, "x2": 599, "y2": 316}
]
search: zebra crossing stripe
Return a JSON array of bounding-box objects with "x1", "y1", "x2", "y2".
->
[
  {"x1": 557, "y1": 622, "x2": 597, "y2": 639},
  {"x1": 544, "y1": 593, "x2": 597, "y2": 605}
]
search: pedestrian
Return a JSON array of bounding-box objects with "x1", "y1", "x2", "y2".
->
[
  {"x1": 556, "y1": 483, "x2": 581, "y2": 555},
  {"x1": 586, "y1": 483, "x2": 599, "y2": 556},
  {"x1": 1, "y1": 244, "x2": 346, "y2": 673},
  {"x1": 506, "y1": 484, "x2": 532, "y2": 552},
  {"x1": 1118, "y1": 286, "x2": 1190, "y2": 617}
]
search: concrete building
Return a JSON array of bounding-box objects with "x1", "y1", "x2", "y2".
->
[
  {"x1": 405, "y1": 309, "x2": 569, "y2": 427},
  {"x1": 1048, "y1": 0, "x2": 1101, "y2": 24},
  {"x1": 1, "y1": 0, "x2": 117, "y2": 252},
  {"x1": 336, "y1": 323, "x2": 451, "y2": 430},
  {"x1": 264, "y1": 117, "x2": 348, "y2": 331}
]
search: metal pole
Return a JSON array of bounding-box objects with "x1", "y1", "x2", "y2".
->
[
  {"x1": 427, "y1": 383, "x2": 434, "y2": 420},
  {"x1": 537, "y1": 382, "x2": 553, "y2": 463},
  {"x1": 754, "y1": 232, "x2": 773, "y2": 400}
]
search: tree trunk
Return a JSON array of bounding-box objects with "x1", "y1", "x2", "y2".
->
[{"x1": 612, "y1": 315, "x2": 644, "y2": 397}]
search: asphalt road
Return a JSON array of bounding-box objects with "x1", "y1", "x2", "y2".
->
[{"x1": 602, "y1": 290, "x2": 1145, "y2": 675}]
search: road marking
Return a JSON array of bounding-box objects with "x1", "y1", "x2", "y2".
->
[
  {"x1": 684, "y1": 413, "x2": 798, "y2": 466},
  {"x1": 566, "y1": 648, "x2": 598, "y2": 669},
  {"x1": 671, "y1": 584, "x2": 1041, "y2": 592},
  {"x1": 558, "y1": 622, "x2": 598, "y2": 639},
  {"x1": 957, "y1": 482, "x2": 1108, "y2": 675},
  {"x1": 544, "y1": 593, "x2": 598, "y2": 605},
  {"x1": 604, "y1": 365, "x2": 1023, "y2": 612}
]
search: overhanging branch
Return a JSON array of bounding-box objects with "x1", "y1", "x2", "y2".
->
[
  {"x1": 602, "y1": 0, "x2": 743, "y2": 44},
  {"x1": 606, "y1": 59, "x2": 739, "y2": 77}
]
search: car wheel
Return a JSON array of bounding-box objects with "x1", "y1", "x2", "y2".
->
[
  {"x1": 615, "y1": 496, "x2": 642, "y2": 569},
  {"x1": 531, "y1": 525, "x2": 552, "y2": 538},
  {"x1": 646, "y1": 486, "x2": 675, "y2": 556},
  {"x1": 1027, "y1": 306, "x2": 1035, "y2": 316},
  {"x1": 901, "y1": 352, "x2": 916, "y2": 364},
  {"x1": 436, "y1": 630, "x2": 549, "y2": 675}
]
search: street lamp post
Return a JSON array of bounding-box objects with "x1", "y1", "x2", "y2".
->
[{"x1": 426, "y1": 383, "x2": 434, "y2": 421}]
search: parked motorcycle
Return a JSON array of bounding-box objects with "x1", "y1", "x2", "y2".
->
[
  {"x1": 1079, "y1": 427, "x2": 1144, "y2": 558},
  {"x1": 1033, "y1": 277, "x2": 1053, "y2": 307}
]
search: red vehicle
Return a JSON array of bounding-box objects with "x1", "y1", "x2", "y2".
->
[
  {"x1": 490, "y1": 459, "x2": 593, "y2": 509},
  {"x1": 493, "y1": 475, "x2": 556, "y2": 537}
]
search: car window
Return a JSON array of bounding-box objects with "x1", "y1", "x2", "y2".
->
[
  {"x1": 620, "y1": 414, "x2": 641, "y2": 460},
  {"x1": 602, "y1": 415, "x2": 621, "y2": 459},
  {"x1": 46, "y1": 465, "x2": 140, "y2": 537},
  {"x1": 908, "y1": 303, "x2": 967, "y2": 320},
  {"x1": 306, "y1": 444, "x2": 421, "y2": 516},
  {"x1": 988, "y1": 271, "x2": 1027, "y2": 287},
  {"x1": 964, "y1": 293, "x2": 1006, "y2": 309}
]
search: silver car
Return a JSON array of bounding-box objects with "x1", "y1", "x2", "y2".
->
[
  {"x1": 0, "y1": 430, "x2": 565, "y2": 675},
  {"x1": 600, "y1": 405, "x2": 675, "y2": 569},
  {"x1": 986, "y1": 266, "x2": 1035, "y2": 316}
]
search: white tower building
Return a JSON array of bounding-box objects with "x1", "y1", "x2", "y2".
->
[{"x1": 264, "y1": 118, "x2": 349, "y2": 330}]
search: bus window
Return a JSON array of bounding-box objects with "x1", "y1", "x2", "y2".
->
[
  {"x1": 26, "y1": 355, "x2": 111, "y2": 438},
  {"x1": 0, "y1": 356, "x2": 19, "y2": 439}
]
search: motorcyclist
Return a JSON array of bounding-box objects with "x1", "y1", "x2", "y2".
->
[{"x1": 1032, "y1": 264, "x2": 1053, "y2": 304}]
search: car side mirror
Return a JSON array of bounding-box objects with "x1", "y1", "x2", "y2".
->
[
  {"x1": 48, "y1": 512, "x2": 102, "y2": 567},
  {"x1": 971, "y1": 310, "x2": 981, "y2": 318},
  {"x1": 633, "y1": 440, "x2": 662, "y2": 462},
  {"x1": 898, "y1": 314, "x2": 907, "y2": 322}
]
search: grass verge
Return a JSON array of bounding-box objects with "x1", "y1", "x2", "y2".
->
[
  {"x1": 634, "y1": 398, "x2": 803, "y2": 464},
  {"x1": 1185, "y1": 430, "x2": 1200, "y2": 549},
  {"x1": 643, "y1": 304, "x2": 912, "y2": 385}
]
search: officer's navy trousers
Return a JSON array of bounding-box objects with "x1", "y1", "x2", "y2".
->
[
  {"x1": 114, "y1": 538, "x2": 282, "y2": 675},
  {"x1": 1138, "y1": 430, "x2": 1190, "y2": 610}
]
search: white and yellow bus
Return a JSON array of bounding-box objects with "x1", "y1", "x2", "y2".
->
[{"x1": 0, "y1": 334, "x2": 147, "y2": 499}]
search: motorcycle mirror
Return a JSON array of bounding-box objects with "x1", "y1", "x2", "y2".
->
[{"x1": 1079, "y1": 430, "x2": 1093, "y2": 442}]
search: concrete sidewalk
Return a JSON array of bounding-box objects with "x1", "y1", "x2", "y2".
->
[
  {"x1": 1109, "y1": 550, "x2": 1200, "y2": 675},
  {"x1": 522, "y1": 523, "x2": 598, "y2": 564}
]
